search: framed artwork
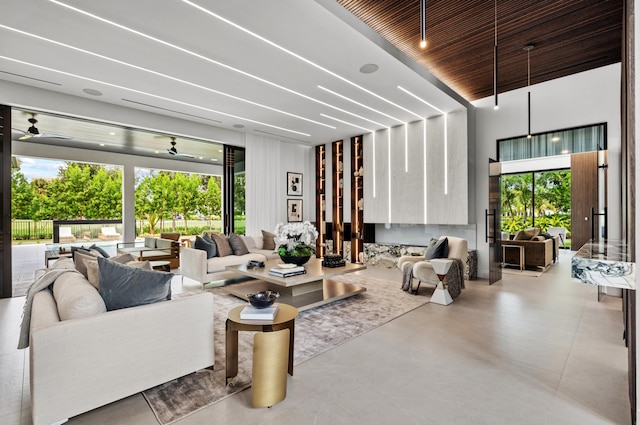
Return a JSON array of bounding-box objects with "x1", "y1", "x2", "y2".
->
[
  {"x1": 287, "y1": 172, "x2": 303, "y2": 196},
  {"x1": 287, "y1": 199, "x2": 303, "y2": 222}
]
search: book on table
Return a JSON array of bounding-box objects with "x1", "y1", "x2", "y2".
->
[
  {"x1": 269, "y1": 266, "x2": 305, "y2": 274},
  {"x1": 240, "y1": 303, "x2": 280, "y2": 320},
  {"x1": 268, "y1": 269, "x2": 307, "y2": 278}
]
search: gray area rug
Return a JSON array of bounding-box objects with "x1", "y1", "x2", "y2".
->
[{"x1": 142, "y1": 273, "x2": 429, "y2": 424}]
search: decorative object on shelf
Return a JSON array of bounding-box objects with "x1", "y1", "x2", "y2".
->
[
  {"x1": 287, "y1": 199, "x2": 303, "y2": 222},
  {"x1": 274, "y1": 221, "x2": 318, "y2": 266},
  {"x1": 247, "y1": 290, "x2": 280, "y2": 309},
  {"x1": 287, "y1": 172, "x2": 302, "y2": 196},
  {"x1": 322, "y1": 254, "x2": 346, "y2": 268}
]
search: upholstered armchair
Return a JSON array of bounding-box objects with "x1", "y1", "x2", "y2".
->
[{"x1": 397, "y1": 236, "x2": 468, "y2": 294}]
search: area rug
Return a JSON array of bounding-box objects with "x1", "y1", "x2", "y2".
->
[{"x1": 142, "y1": 273, "x2": 428, "y2": 424}]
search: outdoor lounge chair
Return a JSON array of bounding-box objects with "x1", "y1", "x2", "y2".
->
[
  {"x1": 98, "y1": 226, "x2": 121, "y2": 241},
  {"x1": 58, "y1": 226, "x2": 76, "y2": 243}
]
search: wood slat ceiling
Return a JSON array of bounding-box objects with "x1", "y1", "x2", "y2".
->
[{"x1": 337, "y1": 0, "x2": 623, "y2": 101}]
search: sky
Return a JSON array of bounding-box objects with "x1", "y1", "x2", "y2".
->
[{"x1": 16, "y1": 156, "x2": 66, "y2": 181}]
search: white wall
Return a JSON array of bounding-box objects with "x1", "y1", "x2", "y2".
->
[
  {"x1": 473, "y1": 63, "x2": 622, "y2": 278},
  {"x1": 244, "y1": 134, "x2": 313, "y2": 236}
]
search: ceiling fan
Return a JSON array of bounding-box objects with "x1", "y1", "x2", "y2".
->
[
  {"x1": 11, "y1": 113, "x2": 72, "y2": 141},
  {"x1": 167, "y1": 137, "x2": 194, "y2": 158}
]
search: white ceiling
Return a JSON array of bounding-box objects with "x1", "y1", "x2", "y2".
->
[{"x1": 1, "y1": 0, "x2": 467, "y2": 156}]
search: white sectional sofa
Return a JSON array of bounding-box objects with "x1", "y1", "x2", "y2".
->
[
  {"x1": 26, "y1": 259, "x2": 214, "y2": 425},
  {"x1": 181, "y1": 235, "x2": 279, "y2": 285}
]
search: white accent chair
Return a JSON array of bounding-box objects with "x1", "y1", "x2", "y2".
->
[
  {"x1": 397, "y1": 236, "x2": 468, "y2": 294},
  {"x1": 58, "y1": 226, "x2": 76, "y2": 243}
]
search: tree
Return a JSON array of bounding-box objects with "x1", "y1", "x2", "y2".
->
[
  {"x1": 173, "y1": 172, "x2": 201, "y2": 230},
  {"x1": 11, "y1": 168, "x2": 34, "y2": 219},
  {"x1": 200, "y1": 176, "x2": 222, "y2": 227},
  {"x1": 234, "y1": 173, "x2": 246, "y2": 216}
]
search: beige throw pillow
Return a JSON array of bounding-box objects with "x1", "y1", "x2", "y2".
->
[
  {"x1": 262, "y1": 230, "x2": 276, "y2": 250},
  {"x1": 212, "y1": 234, "x2": 233, "y2": 257},
  {"x1": 53, "y1": 272, "x2": 107, "y2": 320}
]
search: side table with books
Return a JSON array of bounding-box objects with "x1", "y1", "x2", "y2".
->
[{"x1": 225, "y1": 303, "x2": 298, "y2": 386}]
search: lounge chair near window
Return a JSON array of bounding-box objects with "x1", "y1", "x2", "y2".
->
[
  {"x1": 59, "y1": 226, "x2": 76, "y2": 243},
  {"x1": 98, "y1": 227, "x2": 121, "y2": 241}
]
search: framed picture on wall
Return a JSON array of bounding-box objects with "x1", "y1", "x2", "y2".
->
[
  {"x1": 287, "y1": 199, "x2": 303, "y2": 222},
  {"x1": 287, "y1": 172, "x2": 303, "y2": 196}
]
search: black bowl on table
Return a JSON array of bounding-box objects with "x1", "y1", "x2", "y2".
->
[{"x1": 247, "y1": 291, "x2": 280, "y2": 309}]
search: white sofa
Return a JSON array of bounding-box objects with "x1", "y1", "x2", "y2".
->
[
  {"x1": 181, "y1": 235, "x2": 279, "y2": 285},
  {"x1": 28, "y1": 262, "x2": 214, "y2": 425}
]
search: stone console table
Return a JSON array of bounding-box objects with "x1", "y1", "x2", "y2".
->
[{"x1": 571, "y1": 240, "x2": 635, "y2": 292}]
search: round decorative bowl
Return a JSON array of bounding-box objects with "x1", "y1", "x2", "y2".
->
[
  {"x1": 247, "y1": 291, "x2": 280, "y2": 309},
  {"x1": 279, "y1": 254, "x2": 311, "y2": 266}
]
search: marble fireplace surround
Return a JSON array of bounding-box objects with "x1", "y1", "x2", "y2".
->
[{"x1": 325, "y1": 240, "x2": 477, "y2": 281}]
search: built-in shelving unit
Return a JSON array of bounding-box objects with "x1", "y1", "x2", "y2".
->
[
  {"x1": 351, "y1": 135, "x2": 364, "y2": 263},
  {"x1": 332, "y1": 140, "x2": 344, "y2": 256},
  {"x1": 315, "y1": 145, "x2": 326, "y2": 258}
]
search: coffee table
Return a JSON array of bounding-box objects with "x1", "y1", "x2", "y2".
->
[{"x1": 225, "y1": 258, "x2": 366, "y2": 311}]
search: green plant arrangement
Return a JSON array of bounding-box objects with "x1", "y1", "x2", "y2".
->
[{"x1": 274, "y1": 221, "x2": 318, "y2": 257}]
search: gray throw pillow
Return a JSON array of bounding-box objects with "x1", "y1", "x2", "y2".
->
[
  {"x1": 228, "y1": 233, "x2": 250, "y2": 255},
  {"x1": 89, "y1": 244, "x2": 110, "y2": 258},
  {"x1": 424, "y1": 237, "x2": 448, "y2": 260},
  {"x1": 211, "y1": 234, "x2": 233, "y2": 257},
  {"x1": 74, "y1": 251, "x2": 98, "y2": 279},
  {"x1": 262, "y1": 230, "x2": 276, "y2": 250},
  {"x1": 97, "y1": 257, "x2": 172, "y2": 311},
  {"x1": 195, "y1": 236, "x2": 217, "y2": 259}
]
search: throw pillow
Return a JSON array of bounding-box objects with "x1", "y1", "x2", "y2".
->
[
  {"x1": 424, "y1": 237, "x2": 448, "y2": 260},
  {"x1": 203, "y1": 233, "x2": 215, "y2": 244},
  {"x1": 53, "y1": 272, "x2": 107, "y2": 320},
  {"x1": 71, "y1": 246, "x2": 91, "y2": 259},
  {"x1": 423, "y1": 238, "x2": 439, "y2": 260},
  {"x1": 194, "y1": 235, "x2": 217, "y2": 259},
  {"x1": 89, "y1": 244, "x2": 110, "y2": 258},
  {"x1": 262, "y1": 230, "x2": 276, "y2": 250},
  {"x1": 86, "y1": 258, "x2": 153, "y2": 289},
  {"x1": 144, "y1": 236, "x2": 157, "y2": 249},
  {"x1": 74, "y1": 251, "x2": 98, "y2": 279},
  {"x1": 513, "y1": 230, "x2": 527, "y2": 240},
  {"x1": 109, "y1": 253, "x2": 136, "y2": 264},
  {"x1": 228, "y1": 233, "x2": 250, "y2": 255},
  {"x1": 98, "y1": 257, "x2": 172, "y2": 311},
  {"x1": 211, "y1": 233, "x2": 233, "y2": 257},
  {"x1": 156, "y1": 238, "x2": 174, "y2": 250}
]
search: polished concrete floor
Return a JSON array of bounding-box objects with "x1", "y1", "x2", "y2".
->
[{"x1": 1, "y1": 250, "x2": 631, "y2": 425}]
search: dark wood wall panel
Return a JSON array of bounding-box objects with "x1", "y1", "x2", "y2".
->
[
  {"x1": 570, "y1": 152, "x2": 598, "y2": 250},
  {"x1": 1, "y1": 105, "x2": 12, "y2": 298}
]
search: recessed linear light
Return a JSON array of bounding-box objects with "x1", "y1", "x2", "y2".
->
[
  {"x1": 318, "y1": 85, "x2": 403, "y2": 123},
  {"x1": 180, "y1": 0, "x2": 424, "y2": 119},
  {"x1": 0, "y1": 55, "x2": 311, "y2": 137},
  {"x1": 320, "y1": 114, "x2": 374, "y2": 133},
  {"x1": 45, "y1": 1, "x2": 353, "y2": 128},
  {"x1": 0, "y1": 24, "x2": 334, "y2": 131},
  {"x1": 397, "y1": 86, "x2": 445, "y2": 115}
]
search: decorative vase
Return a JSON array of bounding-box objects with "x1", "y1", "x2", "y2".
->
[{"x1": 279, "y1": 254, "x2": 311, "y2": 266}]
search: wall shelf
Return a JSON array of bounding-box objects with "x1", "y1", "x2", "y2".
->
[
  {"x1": 351, "y1": 135, "x2": 364, "y2": 263},
  {"x1": 315, "y1": 145, "x2": 326, "y2": 257}
]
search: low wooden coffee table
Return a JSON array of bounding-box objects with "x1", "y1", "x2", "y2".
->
[{"x1": 225, "y1": 258, "x2": 366, "y2": 311}]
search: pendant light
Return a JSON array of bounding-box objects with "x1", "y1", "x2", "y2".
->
[
  {"x1": 420, "y1": 0, "x2": 427, "y2": 48},
  {"x1": 493, "y1": 0, "x2": 499, "y2": 109},
  {"x1": 524, "y1": 44, "x2": 534, "y2": 138}
]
